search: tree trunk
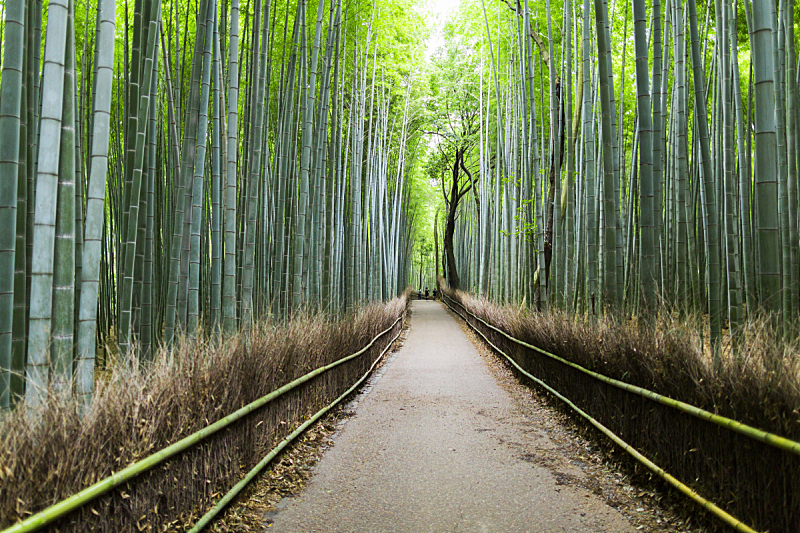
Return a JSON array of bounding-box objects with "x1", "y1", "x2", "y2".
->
[
  {"x1": 444, "y1": 210, "x2": 459, "y2": 289},
  {"x1": 444, "y1": 150, "x2": 462, "y2": 290},
  {"x1": 434, "y1": 209, "x2": 440, "y2": 286},
  {"x1": 544, "y1": 79, "x2": 563, "y2": 293}
]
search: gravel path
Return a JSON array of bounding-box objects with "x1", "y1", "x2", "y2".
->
[{"x1": 266, "y1": 300, "x2": 637, "y2": 532}]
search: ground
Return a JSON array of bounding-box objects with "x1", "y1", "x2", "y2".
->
[{"x1": 209, "y1": 300, "x2": 719, "y2": 533}]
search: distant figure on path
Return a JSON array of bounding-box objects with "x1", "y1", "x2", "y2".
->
[
  {"x1": 418, "y1": 288, "x2": 422, "y2": 300},
  {"x1": 433, "y1": 288, "x2": 437, "y2": 300},
  {"x1": 425, "y1": 287, "x2": 430, "y2": 300}
]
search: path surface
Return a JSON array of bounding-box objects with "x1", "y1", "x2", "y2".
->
[{"x1": 267, "y1": 300, "x2": 637, "y2": 532}]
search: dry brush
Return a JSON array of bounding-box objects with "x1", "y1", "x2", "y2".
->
[
  {"x1": 444, "y1": 287, "x2": 800, "y2": 533},
  {"x1": 0, "y1": 294, "x2": 407, "y2": 532}
]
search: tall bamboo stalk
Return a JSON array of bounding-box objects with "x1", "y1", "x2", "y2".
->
[{"x1": 0, "y1": 0, "x2": 27, "y2": 409}]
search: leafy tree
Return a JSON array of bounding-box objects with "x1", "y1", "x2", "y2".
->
[{"x1": 424, "y1": 23, "x2": 481, "y2": 290}]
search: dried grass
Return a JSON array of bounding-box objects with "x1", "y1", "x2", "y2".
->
[
  {"x1": 0, "y1": 294, "x2": 407, "y2": 532},
  {"x1": 444, "y1": 288, "x2": 800, "y2": 532},
  {"x1": 447, "y1": 289, "x2": 800, "y2": 438}
]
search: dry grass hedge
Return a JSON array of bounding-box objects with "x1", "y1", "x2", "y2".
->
[
  {"x1": 0, "y1": 294, "x2": 407, "y2": 532},
  {"x1": 443, "y1": 288, "x2": 800, "y2": 533}
]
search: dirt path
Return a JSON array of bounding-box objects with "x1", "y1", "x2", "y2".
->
[{"x1": 265, "y1": 300, "x2": 638, "y2": 532}]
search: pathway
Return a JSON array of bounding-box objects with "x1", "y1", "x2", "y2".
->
[{"x1": 266, "y1": 300, "x2": 637, "y2": 532}]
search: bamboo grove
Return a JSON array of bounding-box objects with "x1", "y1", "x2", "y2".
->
[
  {"x1": 0, "y1": 0, "x2": 425, "y2": 410},
  {"x1": 437, "y1": 0, "x2": 800, "y2": 351}
]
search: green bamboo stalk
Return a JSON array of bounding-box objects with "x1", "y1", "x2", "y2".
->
[
  {"x1": 722, "y1": 0, "x2": 742, "y2": 338},
  {"x1": 673, "y1": 0, "x2": 690, "y2": 310},
  {"x1": 730, "y1": 0, "x2": 754, "y2": 314},
  {"x1": 72, "y1": 44, "x2": 83, "y2": 371},
  {"x1": 657, "y1": 0, "x2": 671, "y2": 301},
  {"x1": 25, "y1": 0, "x2": 69, "y2": 407},
  {"x1": 26, "y1": 3, "x2": 43, "y2": 330},
  {"x1": 650, "y1": 0, "x2": 663, "y2": 309},
  {"x1": 210, "y1": 4, "x2": 222, "y2": 332},
  {"x1": 751, "y1": 0, "x2": 781, "y2": 317},
  {"x1": 687, "y1": 0, "x2": 721, "y2": 347},
  {"x1": 187, "y1": 0, "x2": 216, "y2": 336},
  {"x1": 563, "y1": 9, "x2": 576, "y2": 310},
  {"x1": 785, "y1": 0, "x2": 799, "y2": 322},
  {"x1": 141, "y1": 27, "x2": 159, "y2": 362},
  {"x1": 308, "y1": 0, "x2": 334, "y2": 307},
  {"x1": 118, "y1": 0, "x2": 161, "y2": 355},
  {"x1": 322, "y1": 3, "x2": 343, "y2": 308},
  {"x1": 11, "y1": 0, "x2": 33, "y2": 403},
  {"x1": 600, "y1": 0, "x2": 624, "y2": 306},
  {"x1": 0, "y1": 0, "x2": 26, "y2": 409},
  {"x1": 51, "y1": 0, "x2": 77, "y2": 391},
  {"x1": 593, "y1": 0, "x2": 617, "y2": 311},
  {"x1": 241, "y1": 0, "x2": 268, "y2": 330},
  {"x1": 222, "y1": 0, "x2": 240, "y2": 333},
  {"x1": 273, "y1": 30, "x2": 300, "y2": 317},
  {"x1": 774, "y1": 0, "x2": 791, "y2": 333},
  {"x1": 165, "y1": 0, "x2": 211, "y2": 343},
  {"x1": 583, "y1": 0, "x2": 597, "y2": 318},
  {"x1": 632, "y1": 0, "x2": 656, "y2": 314},
  {"x1": 293, "y1": 0, "x2": 312, "y2": 312},
  {"x1": 121, "y1": 0, "x2": 144, "y2": 265},
  {"x1": 539, "y1": 0, "x2": 557, "y2": 309}
]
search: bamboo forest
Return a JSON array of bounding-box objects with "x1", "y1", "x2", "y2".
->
[
  {"x1": 0, "y1": 0, "x2": 787, "y2": 389},
  {"x1": 3, "y1": 0, "x2": 797, "y2": 409},
  {"x1": 0, "y1": 0, "x2": 791, "y2": 402},
  {"x1": 4, "y1": 0, "x2": 800, "y2": 530}
]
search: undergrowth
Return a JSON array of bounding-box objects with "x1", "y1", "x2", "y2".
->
[
  {"x1": 0, "y1": 293, "x2": 408, "y2": 532},
  {"x1": 446, "y1": 289, "x2": 800, "y2": 440},
  {"x1": 443, "y1": 287, "x2": 800, "y2": 532}
]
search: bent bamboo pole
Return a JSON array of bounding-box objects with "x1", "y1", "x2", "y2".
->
[
  {"x1": 189, "y1": 319, "x2": 404, "y2": 531},
  {"x1": 442, "y1": 294, "x2": 760, "y2": 533},
  {"x1": 0, "y1": 313, "x2": 404, "y2": 533},
  {"x1": 442, "y1": 294, "x2": 800, "y2": 456}
]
